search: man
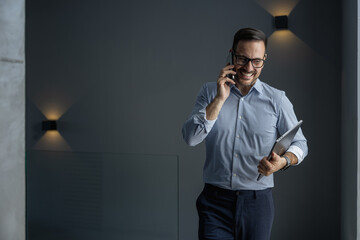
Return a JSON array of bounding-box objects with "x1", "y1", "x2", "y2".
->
[{"x1": 182, "y1": 28, "x2": 308, "y2": 240}]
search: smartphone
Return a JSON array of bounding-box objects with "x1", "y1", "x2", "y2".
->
[{"x1": 226, "y1": 50, "x2": 235, "y2": 80}]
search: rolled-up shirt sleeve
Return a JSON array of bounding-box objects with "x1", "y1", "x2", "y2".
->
[
  {"x1": 277, "y1": 92, "x2": 308, "y2": 164},
  {"x1": 182, "y1": 84, "x2": 217, "y2": 146}
]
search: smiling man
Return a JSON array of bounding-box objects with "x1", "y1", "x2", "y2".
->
[{"x1": 182, "y1": 28, "x2": 308, "y2": 240}]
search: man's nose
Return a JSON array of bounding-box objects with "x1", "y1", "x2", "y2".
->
[{"x1": 243, "y1": 60, "x2": 254, "y2": 71}]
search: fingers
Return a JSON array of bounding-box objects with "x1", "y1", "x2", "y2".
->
[
  {"x1": 215, "y1": 65, "x2": 236, "y2": 102},
  {"x1": 271, "y1": 151, "x2": 280, "y2": 160},
  {"x1": 219, "y1": 65, "x2": 236, "y2": 78},
  {"x1": 218, "y1": 65, "x2": 236, "y2": 86},
  {"x1": 257, "y1": 152, "x2": 287, "y2": 176},
  {"x1": 257, "y1": 157, "x2": 273, "y2": 176},
  {"x1": 218, "y1": 76, "x2": 236, "y2": 86}
]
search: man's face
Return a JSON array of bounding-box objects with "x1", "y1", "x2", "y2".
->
[{"x1": 233, "y1": 40, "x2": 266, "y2": 89}]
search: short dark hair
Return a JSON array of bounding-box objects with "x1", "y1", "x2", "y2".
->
[{"x1": 232, "y1": 28, "x2": 267, "y2": 51}]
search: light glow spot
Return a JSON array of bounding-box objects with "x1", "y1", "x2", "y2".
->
[
  {"x1": 254, "y1": 0, "x2": 300, "y2": 16},
  {"x1": 34, "y1": 131, "x2": 71, "y2": 151}
]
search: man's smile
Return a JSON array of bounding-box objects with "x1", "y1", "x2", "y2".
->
[{"x1": 238, "y1": 69, "x2": 255, "y2": 80}]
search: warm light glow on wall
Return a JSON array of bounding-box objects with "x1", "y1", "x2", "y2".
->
[
  {"x1": 269, "y1": 29, "x2": 294, "y2": 44},
  {"x1": 267, "y1": 30, "x2": 316, "y2": 59},
  {"x1": 31, "y1": 91, "x2": 74, "y2": 120},
  {"x1": 268, "y1": 30, "x2": 311, "y2": 53},
  {"x1": 34, "y1": 131, "x2": 71, "y2": 151},
  {"x1": 254, "y1": 0, "x2": 300, "y2": 16},
  {"x1": 37, "y1": 102, "x2": 71, "y2": 120}
]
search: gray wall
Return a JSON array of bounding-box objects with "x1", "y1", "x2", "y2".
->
[
  {"x1": 341, "y1": 0, "x2": 358, "y2": 239},
  {"x1": 26, "y1": 0, "x2": 343, "y2": 239},
  {"x1": 0, "y1": 0, "x2": 25, "y2": 239}
]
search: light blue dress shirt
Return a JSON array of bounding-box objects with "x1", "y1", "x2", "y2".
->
[{"x1": 182, "y1": 79, "x2": 308, "y2": 190}]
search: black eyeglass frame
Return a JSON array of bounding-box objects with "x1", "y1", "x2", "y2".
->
[{"x1": 232, "y1": 52, "x2": 266, "y2": 68}]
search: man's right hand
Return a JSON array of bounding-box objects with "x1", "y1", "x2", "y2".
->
[
  {"x1": 216, "y1": 65, "x2": 236, "y2": 102},
  {"x1": 205, "y1": 65, "x2": 236, "y2": 120}
]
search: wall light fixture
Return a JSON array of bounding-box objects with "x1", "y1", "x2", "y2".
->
[
  {"x1": 42, "y1": 120, "x2": 57, "y2": 131},
  {"x1": 274, "y1": 15, "x2": 288, "y2": 29}
]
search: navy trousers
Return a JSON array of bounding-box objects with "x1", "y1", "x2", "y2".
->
[{"x1": 196, "y1": 184, "x2": 275, "y2": 240}]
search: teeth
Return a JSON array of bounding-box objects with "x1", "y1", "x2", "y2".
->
[{"x1": 242, "y1": 72, "x2": 253, "y2": 77}]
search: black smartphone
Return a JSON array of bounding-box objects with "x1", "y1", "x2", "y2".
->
[{"x1": 226, "y1": 50, "x2": 235, "y2": 80}]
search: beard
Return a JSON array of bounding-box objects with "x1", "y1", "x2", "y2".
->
[{"x1": 235, "y1": 70, "x2": 258, "y2": 88}]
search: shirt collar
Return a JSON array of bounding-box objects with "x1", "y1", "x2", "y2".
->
[
  {"x1": 230, "y1": 78, "x2": 263, "y2": 96},
  {"x1": 252, "y1": 79, "x2": 263, "y2": 94}
]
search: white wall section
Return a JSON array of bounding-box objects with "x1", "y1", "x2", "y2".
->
[{"x1": 0, "y1": 0, "x2": 25, "y2": 239}]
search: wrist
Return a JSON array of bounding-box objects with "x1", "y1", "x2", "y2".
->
[
  {"x1": 213, "y1": 95, "x2": 226, "y2": 106},
  {"x1": 214, "y1": 95, "x2": 227, "y2": 103},
  {"x1": 281, "y1": 155, "x2": 291, "y2": 171}
]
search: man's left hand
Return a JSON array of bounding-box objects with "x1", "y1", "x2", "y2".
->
[{"x1": 257, "y1": 152, "x2": 287, "y2": 176}]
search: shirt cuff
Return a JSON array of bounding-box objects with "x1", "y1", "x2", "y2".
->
[
  {"x1": 287, "y1": 145, "x2": 305, "y2": 165},
  {"x1": 193, "y1": 108, "x2": 217, "y2": 133}
]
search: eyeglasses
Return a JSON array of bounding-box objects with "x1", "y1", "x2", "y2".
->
[{"x1": 234, "y1": 55, "x2": 266, "y2": 68}]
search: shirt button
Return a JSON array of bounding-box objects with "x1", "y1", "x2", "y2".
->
[
  {"x1": 236, "y1": 135, "x2": 240, "y2": 138},
  {"x1": 233, "y1": 173, "x2": 237, "y2": 177},
  {"x1": 241, "y1": 98, "x2": 244, "y2": 101},
  {"x1": 234, "y1": 154, "x2": 239, "y2": 158},
  {"x1": 239, "y1": 116, "x2": 242, "y2": 120}
]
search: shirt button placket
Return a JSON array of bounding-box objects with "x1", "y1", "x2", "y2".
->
[{"x1": 232, "y1": 97, "x2": 243, "y2": 188}]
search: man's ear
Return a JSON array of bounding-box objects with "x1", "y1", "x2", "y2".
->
[{"x1": 264, "y1": 53, "x2": 268, "y2": 60}]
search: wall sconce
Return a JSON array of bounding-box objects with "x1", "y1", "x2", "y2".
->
[
  {"x1": 274, "y1": 15, "x2": 288, "y2": 29},
  {"x1": 42, "y1": 120, "x2": 57, "y2": 131}
]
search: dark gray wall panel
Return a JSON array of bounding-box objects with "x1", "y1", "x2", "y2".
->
[
  {"x1": 341, "y1": 0, "x2": 358, "y2": 238},
  {"x1": 27, "y1": 151, "x2": 178, "y2": 240}
]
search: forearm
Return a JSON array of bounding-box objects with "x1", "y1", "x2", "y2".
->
[{"x1": 205, "y1": 97, "x2": 226, "y2": 120}]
